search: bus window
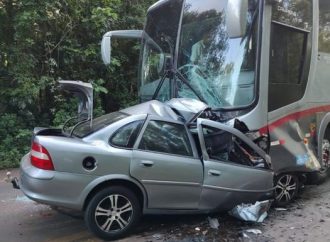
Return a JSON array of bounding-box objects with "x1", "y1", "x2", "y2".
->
[
  {"x1": 268, "y1": 22, "x2": 309, "y2": 111},
  {"x1": 268, "y1": 0, "x2": 312, "y2": 112},
  {"x1": 319, "y1": 1, "x2": 330, "y2": 53},
  {"x1": 269, "y1": 23, "x2": 307, "y2": 86},
  {"x1": 271, "y1": 0, "x2": 312, "y2": 31}
]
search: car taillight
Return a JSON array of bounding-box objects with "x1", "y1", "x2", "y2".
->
[{"x1": 30, "y1": 141, "x2": 54, "y2": 170}]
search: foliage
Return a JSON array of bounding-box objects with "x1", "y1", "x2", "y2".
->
[{"x1": 0, "y1": 0, "x2": 155, "y2": 169}]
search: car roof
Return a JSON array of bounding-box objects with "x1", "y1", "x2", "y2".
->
[
  {"x1": 121, "y1": 98, "x2": 209, "y2": 123},
  {"x1": 121, "y1": 100, "x2": 180, "y2": 121}
]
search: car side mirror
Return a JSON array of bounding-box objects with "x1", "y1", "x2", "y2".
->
[
  {"x1": 226, "y1": 0, "x2": 248, "y2": 38},
  {"x1": 101, "y1": 30, "x2": 143, "y2": 65}
]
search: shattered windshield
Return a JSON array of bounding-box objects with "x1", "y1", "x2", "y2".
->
[
  {"x1": 140, "y1": 0, "x2": 259, "y2": 109},
  {"x1": 139, "y1": 0, "x2": 183, "y2": 102},
  {"x1": 177, "y1": 0, "x2": 259, "y2": 109}
]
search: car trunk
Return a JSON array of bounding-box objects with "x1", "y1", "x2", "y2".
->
[{"x1": 34, "y1": 80, "x2": 94, "y2": 139}]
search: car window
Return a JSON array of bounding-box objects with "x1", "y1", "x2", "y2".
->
[
  {"x1": 110, "y1": 120, "x2": 144, "y2": 149},
  {"x1": 202, "y1": 126, "x2": 266, "y2": 168},
  {"x1": 139, "y1": 120, "x2": 193, "y2": 157},
  {"x1": 73, "y1": 112, "x2": 129, "y2": 138}
]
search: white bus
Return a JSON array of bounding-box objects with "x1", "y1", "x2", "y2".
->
[{"x1": 101, "y1": 0, "x2": 330, "y2": 205}]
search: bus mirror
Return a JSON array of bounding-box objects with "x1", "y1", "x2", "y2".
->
[
  {"x1": 101, "y1": 30, "x2": 143, "y2": 65},
  {"x1": 226, "y1": 0, "x2": 248, "y2": 38}
]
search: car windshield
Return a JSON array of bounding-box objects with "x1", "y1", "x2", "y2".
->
[
  {"x1": 73, "y1": 112, "x2": 129, "y2": 138},
  {"x1": 140, "y1": 0, "x2": 259, "y2": 109}
]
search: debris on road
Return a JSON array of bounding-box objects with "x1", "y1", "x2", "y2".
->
[
  {"x1": 207, "y1": 217, "x2": 220, "y2": 230},
  {"x1": 229, "y1": 200, "x2": 271, "y2": 222},
  {"x1": 152, "y1": 233, "x2": 163, "y2": 240},
  {"x1": 275, "y1": 207, "x2": 287, "y2": 211},
  {"x1": 245, "y1": 229, "x2": 262, "y2": 235},
  {"x1": 5, "y1": 171, "x2": 12, "y2": 183},
  {"x1": 15, "y1": 195, "x2": 32, "y2": 203},
  {"x1": 195, "y1": 227, "x2": 201, "y2": 232}
]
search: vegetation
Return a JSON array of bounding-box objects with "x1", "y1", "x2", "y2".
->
[{"x1": 0, "y1": 0, "x2": 154, "y2": 169}]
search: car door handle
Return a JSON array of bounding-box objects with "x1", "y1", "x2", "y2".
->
[
  {"x1": 141, "y1": 160, "x2": 154, "y2": 167},
  {"x1": 208, "y1": 170, "x2": 221, "y2": 176}
]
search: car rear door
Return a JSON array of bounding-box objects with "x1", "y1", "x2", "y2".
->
[
  {"x1": 197, "y1": 118, "x2": 274, "y2": 211},
  {"x1": 130, "y1": 116, "x2": 203, "y2": 210}
]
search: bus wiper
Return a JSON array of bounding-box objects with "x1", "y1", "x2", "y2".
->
[
  {"x1": 174, "y1": 69, "x2": 207, "y2": 104},
  {"x1": 152, "y1": 33, "x2": 206, "y2": 103},
  {"x1": 152, "y1": 69, "x2": 171, "y2": 100},
  {"x1": 152, "y1": 64, "x2": 207, "y2": 104}
]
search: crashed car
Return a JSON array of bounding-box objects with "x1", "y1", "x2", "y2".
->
[{"x1": 18, "y1": 81, "x2": 274, "y2": 240}]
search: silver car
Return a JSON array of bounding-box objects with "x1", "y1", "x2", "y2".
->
[{"x1": 19, "y1": 81, "x2": 274, "y2": 240}]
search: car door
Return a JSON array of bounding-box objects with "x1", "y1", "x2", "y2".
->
[
  {"x1": 130, "y1": 116, "x2": 203, "y2": 209},
  {"x1": 197, "y1": 118, "x2": 274, "y2": 211}
]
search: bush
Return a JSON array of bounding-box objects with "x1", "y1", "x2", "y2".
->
[{"x1": 0, "y1": 0, "x2": 154, "y2": 169}]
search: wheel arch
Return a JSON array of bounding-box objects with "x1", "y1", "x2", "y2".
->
[{"x1": 81, "y1": 175, "x2": 148, "y2": 211}]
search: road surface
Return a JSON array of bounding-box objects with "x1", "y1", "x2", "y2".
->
[{"x1": 1, "y1": 169, "x2": 330, "y2": 242}]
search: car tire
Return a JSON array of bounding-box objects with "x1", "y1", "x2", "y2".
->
[
  {"x1": 308, "y1": 139, "x2": 330, "y2": 185},
  {"x1": 85, "y1": 186, "x2": 141, "y2": 241},
  {"x1": 308, "y1": 168, "x2": 329, "y2": 185},
  {"x1": 274, "y1": 173, "x2": 299, "y2": 207}
]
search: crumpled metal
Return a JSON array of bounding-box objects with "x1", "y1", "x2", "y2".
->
[{"x1": 229, "y1": 200, "x2": 272, "y2": 222}]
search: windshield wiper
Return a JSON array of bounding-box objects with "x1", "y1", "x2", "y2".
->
[
  {"x1": 152, "y1": 69, "x2": 171, "y2": 100},
  {"x1": 152, "y1": 64, "x2": 207, "y2": 104},
  {"x1": 150, "y1": 33, "x2": 207, "y2": 104},
  {"x1": 174, "y1": 70, "x2": 207, "y2": 104}
]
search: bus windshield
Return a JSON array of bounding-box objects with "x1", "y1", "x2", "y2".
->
[{"x1": 140, "y1": 0, "x2": 259, "y2": 109}]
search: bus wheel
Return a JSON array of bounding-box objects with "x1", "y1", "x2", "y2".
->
[
  {"x1": 309, "y1": 139, "x2": 330, "y2": 184},
  {"x1": 274, "y1": 174, "x2": 299, "y2": 207}
]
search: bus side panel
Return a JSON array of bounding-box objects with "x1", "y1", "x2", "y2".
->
[{"x1": 265, "y1": 106, "x2": 330, "y2": 174}]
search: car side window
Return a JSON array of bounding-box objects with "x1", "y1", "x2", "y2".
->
[
  {"x1": 202, "y1": 126, "x2": 266, "y2": 168},
  {"x1": 110, "y1": 120, "x2": 144, "y2": 149},
  {"x1": 139, "y1": 120, "x2": 193, "y2": 157}
]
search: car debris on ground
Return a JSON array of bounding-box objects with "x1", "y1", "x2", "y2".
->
[
  {"x1": 245, "y1": 229, "x2": 262, "y2": 235},
  {"x1": 207, "y1": 217, "x2": 220, "y2": 229},
  {"x1": 274, "y1": 207, "x2": 287, "y2": 211},
  {"x1": 229, "y1": 200, "x2": 272, "y2": 222}
]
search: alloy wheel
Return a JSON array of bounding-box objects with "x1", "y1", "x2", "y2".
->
[
  {"x1": 95, "y1": 194, "x2": 133, "y2": 232},
  {"x1": 275, "y1": 174, "x2": 298, "y2": 205}
]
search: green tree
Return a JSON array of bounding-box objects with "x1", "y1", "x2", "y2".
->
[{"x1": 0, "y1": 0, "x2": 155, "y2": 168}]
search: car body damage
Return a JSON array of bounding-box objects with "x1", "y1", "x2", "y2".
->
[
  {"x1": 58, "y1": 80, "x2": 94, "y2": 125},
  {"x1": 17, "y1": 82, "x2": 274, "y2": 239}
]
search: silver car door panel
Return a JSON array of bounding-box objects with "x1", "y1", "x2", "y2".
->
[
  {"x1": 131, "y1": 150, "x2": 203, "y2": 209},
  {"x1": 140, "y1": 160, "x2": 155, "y2": 167},
  {"x1": 208, "y1": 169, "x2": 221, "y2": 176},
  {"x1": 197, "y1": 118, "x2": 274, "y2": 211}
]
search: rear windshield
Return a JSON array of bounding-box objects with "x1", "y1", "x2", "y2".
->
[{"x1": 73, "y1": 112, "x2": 129, "y2": 138}]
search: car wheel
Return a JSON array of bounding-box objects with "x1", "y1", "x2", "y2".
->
[
  {"x1": 309, "y1": 139, "x2": 330, "y2": 184},
  {"x1": 85, "y1": 186, "x2": 141, "y2": 241},
  {"x1": 274, "y1": 174, "x2": 299, "y2": 206}
]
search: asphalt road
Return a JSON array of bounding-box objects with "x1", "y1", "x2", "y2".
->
[{"x1": 2, "y1": 168, "x2": 330, "y2": 242}]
